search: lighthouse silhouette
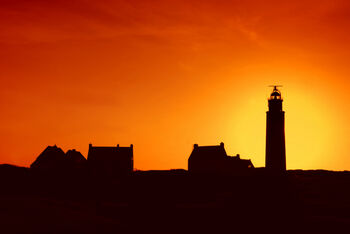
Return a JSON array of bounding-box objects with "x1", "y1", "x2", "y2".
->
[{"x1": 265, "y1": 85, "x2": 286, "y2": 172}]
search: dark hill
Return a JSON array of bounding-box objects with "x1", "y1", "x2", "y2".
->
[
  {"x1": 0, "y1": 164, "x2": 29, "y2": 181},
  {"x1": 0, "y1": 167, "x2": 349, "y2": 233}
]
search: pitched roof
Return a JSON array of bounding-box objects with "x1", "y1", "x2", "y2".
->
[
  {"x1": 30, "y1": 145, "x2": 66, "y2": 169},
  {"x1": 66, "y1": 149, "x2": 86, "y2": 164},
  {"x1": 227, "y1": 156, "x2": 254, "y2": 168},
  {"x1": 190, "y1": 143, "x2": 227, "y2": 160}
]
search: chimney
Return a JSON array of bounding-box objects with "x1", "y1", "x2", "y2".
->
[
  {"x1": 194, "y1": 144, "x2": 198, "y2": 149},
  {"x1": 89, "y1": 143, "x2": 92, "y2": 148},
  {"x1": 220, "y1": 142, "x2": 224, "y2": 148}
]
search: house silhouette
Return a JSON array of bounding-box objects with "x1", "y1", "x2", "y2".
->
[
  {"x1": 87, "y1": 144, "x2": 133, "y2": 177},
  {"x1": 30, "y1": 145, "x2": 66, "y2": 171},
  {"x1": 188, "y1": 142, "x2": 253, "y2": 174}
]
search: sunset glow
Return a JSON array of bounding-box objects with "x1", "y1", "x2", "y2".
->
[{"x1": 0, "y1": 0, "x2": 349, "y2": 170}]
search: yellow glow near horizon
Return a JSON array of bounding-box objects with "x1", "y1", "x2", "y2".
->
[{"x1": 225, "y1": 81, "x2": 338, "y2": 170}]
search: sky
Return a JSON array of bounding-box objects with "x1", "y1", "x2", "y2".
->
[{"x1": 0, "y1": 0, "x2": 350, "y2": 170}]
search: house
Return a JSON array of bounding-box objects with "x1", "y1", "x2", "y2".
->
[
  {"x1": 30, "y1": 145, "x2": 67, "y2": 171},
  {"x1": 188, "y1": 142, "x2": 253, "y2": 174},
  {"x1": 30, "y1": 145, "x2": 87, "y2": 173},
  {"x1": 87, "y1": 144, "x2": 133, "y2": 177}
]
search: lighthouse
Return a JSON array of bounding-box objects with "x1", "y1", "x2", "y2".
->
[{"x1": 265, "y1": 86, "x2": 286, "y2": 172}]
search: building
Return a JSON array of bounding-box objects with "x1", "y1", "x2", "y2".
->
[
  {"x1": 30, "y1": 145, "x2": 67, "y2": 171},
  {"x1": 265, "y1": 86, "x2": 286, "y2": 172},
  {"x1": 87, "y1": 144, "x2": 133, "y2": 177},
  {"x1": 188, "y1": 142, "x2": 254, "y2": 174},
  {"x1": 30, "y1": 145, "x2": 87, "y2": 173}
]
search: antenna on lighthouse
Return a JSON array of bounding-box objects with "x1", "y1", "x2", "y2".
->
[{"x1": 268, "y1": 85, "x2": 283, "y2": 91}]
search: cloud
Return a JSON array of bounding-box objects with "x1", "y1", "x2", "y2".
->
[{"x1": 0, "y1": 0, "x2": 268, "y2": 45}]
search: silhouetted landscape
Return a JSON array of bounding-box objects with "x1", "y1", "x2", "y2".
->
[
  {"x1": 1, "y1": 87, "x2": 348, "y2": 234},
  {"x1": 1, "y1": 162, "x2": 350, "y2": 234}
]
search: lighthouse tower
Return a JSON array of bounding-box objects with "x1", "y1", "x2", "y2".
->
[{"x1": 265, "y1": 86, "x2": 286, "y2": 172}]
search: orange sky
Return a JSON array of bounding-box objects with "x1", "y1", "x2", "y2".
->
[{"x1": 1, "y1": 0, "x2": 350, "y2": 170}]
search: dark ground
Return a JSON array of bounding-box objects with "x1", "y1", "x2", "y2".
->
[{"x1": 1, "y1": 165, "x2": 350, "y2": 234}]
